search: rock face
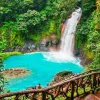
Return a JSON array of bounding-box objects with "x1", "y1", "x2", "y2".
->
[
  {"x1": 38, "y1": 34, "x2": 60, "y2": 52},
  {"x1": 5, "y1": 40, "x2": 36, "y2": 53},
  {"x1": 1, "y1": 68, "x2": 30, "y2": 80},
  {"x1": 79, "y1": 50, "x2": 93, "y2": 66},
  {"x1": 21, "y1": 40, "x2": 36, "y2": 53},
  {"x1": 74, "y1": 46, "x2": 93, "y2": 66},
  {"x1": 38, "y1": 38, "x2": 49, "y2": 51}
]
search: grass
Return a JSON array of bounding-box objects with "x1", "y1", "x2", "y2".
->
[{"x1": 0, "y1": 51, "x2": 22, "y2": 61}]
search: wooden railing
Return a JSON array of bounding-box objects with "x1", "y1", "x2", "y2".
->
[{"x1": 0, "y1": 69, "x2": 100, "y2": 100}]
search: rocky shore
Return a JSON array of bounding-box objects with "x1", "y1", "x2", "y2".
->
[
  {"x1": 1, "y1": 68, "x2": 30, "y2": 81},
  {"x1": 49, "y1": 70, "x2": 73, "y2": 86}
]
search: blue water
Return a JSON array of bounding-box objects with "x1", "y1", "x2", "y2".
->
[{"x1": 3, "y1": 52, "x2": 83, "y2": 92}]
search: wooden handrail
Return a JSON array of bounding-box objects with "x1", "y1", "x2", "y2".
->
[
  {"x1": 81, "y1": 68, "x2": 100, "y2": 74},
  {"x1": 0, "y1": 71, "x2": 100, "y2": 99}
]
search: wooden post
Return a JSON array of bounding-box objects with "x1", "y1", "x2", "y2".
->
[
  {"x1": 71, "y1": 81, "x2": 74, "y2": 100},
  {"x1": 42, "y1": 92, "x2": 46, "y2": 100},
  {"x1": 14, "y1": 95, "x2": 19, "y2": 100},
  {"x1": 92, "y1": 74, "x2": 96, "y2": 94}
]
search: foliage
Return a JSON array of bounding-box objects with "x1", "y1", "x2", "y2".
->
[
  {"x1": 0, "y1": 0, "x2": 47, "y2": 25},
  {"x1": 87, "y1": 0, "x2": 100, "y2": 68},
  {"x1": 0, "y1": 39, "x2": 7, "y2": 53},
  {"x1": 16, "y1": 10, "x2": 46, "y2": 34},
  {"x1": 0, "y1": 21, "x2": 25, "y2": 51},
  {"x1": 0, "y1": 28, "x2": 7, "y2": 53},
  {"x1": 76, "y1": 0, "x2": 100, "y2": 69},
  {"x1": 0, "y1": 61, "x2": 4, "y2": 94}
]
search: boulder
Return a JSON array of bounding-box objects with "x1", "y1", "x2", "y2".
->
[
  {"x1": 38, "y1": 38, "x2": 49, "y2": 51},
  {"x1": 49, "y1": 70, "x2": 73, "y2": 86},
  {"x1": 56, "y1": 70, "x2": 72, "y2": 77},
  {"x1": 21, "y1": 40, "x2": 36, "y2": 53}
]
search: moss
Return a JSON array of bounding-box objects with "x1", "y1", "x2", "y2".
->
[
  {"x1": 0, "y1": 52, "x2": 22, "y2": 61},
  {"x1": 56, "y1": 70, "x2": 72, "y2": 77},
  {"x1": 48, "y1": 20, "x2": 56, "y2": 33}
]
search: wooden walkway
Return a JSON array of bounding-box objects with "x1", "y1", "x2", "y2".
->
[{"x1": 0, "y1": 69, "x2": 100, "y2": 100}]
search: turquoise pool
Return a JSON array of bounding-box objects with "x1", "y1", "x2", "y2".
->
[{"x1": 3, "y1": 52, "x2": 83, "y2": 92}]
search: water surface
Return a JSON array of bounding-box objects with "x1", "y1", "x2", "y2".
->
[{"x1": 4, "y1": 52, "x2": 83, "y2": 92}]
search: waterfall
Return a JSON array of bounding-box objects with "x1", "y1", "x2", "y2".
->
[
  {"x1": 60, "y1": 8, "x2": 82, "y2": 55},
  {"x1": 43, "y1": 8, "x2": 82, "y2": 62}
]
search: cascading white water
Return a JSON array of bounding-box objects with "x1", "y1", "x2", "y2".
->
[
  {"x1": 43, "y1": 8, "x2": 82, "y2": 62},
  {"x1": 60, "y1": 8, "x2": 82, "y2": 55}
]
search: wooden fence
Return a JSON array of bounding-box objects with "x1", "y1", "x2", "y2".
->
[{"x1": 0, "y1": 69, "x2": 100, "y2": 100}]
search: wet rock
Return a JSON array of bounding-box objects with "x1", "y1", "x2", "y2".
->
[
  {"x1": 50, "y1": 34, "x2": 57, "y2": 46},
  {"x1": 38, "y1": 38, "x2": 49, "y2": 51},
  {"x1": 5, "y1": 40, "x2": 36, "y2": 53},
  {"x1": 74, "y1": 46, "x2": 93, "y2": 66},
  {"x1": 38, "y1": 34, "x2": 59, "y2": 52},
  {"x1": 21, "y1": 40, "x2": 36, "y2": 53}
]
